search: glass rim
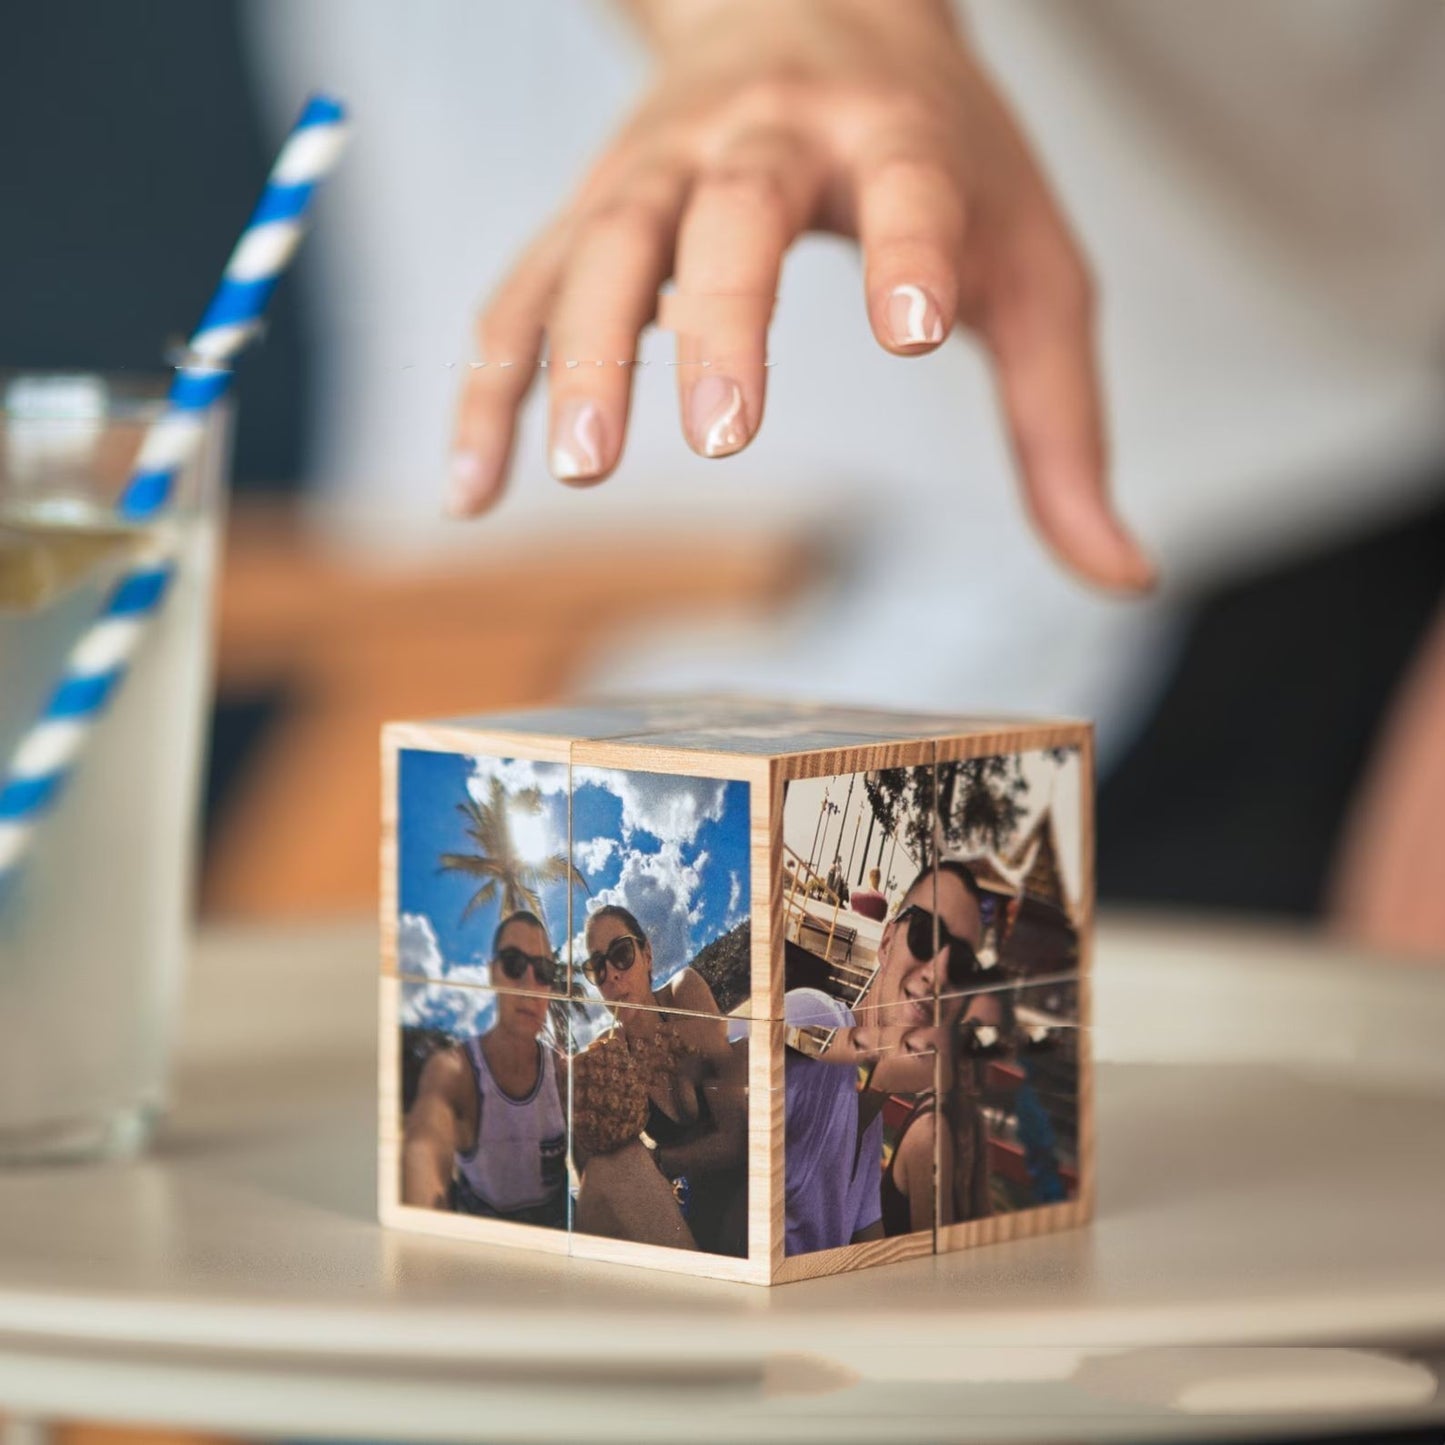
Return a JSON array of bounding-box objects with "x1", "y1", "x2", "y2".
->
[{"x1": 0, "y1": 369, "x2": 231, "y2": 424}]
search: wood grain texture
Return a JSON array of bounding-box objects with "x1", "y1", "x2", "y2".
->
[
  {"x1": 763, "y1": 758, "x2": 787, "y2": 1277},
  {"x1": 568, "y1": 740, "x2": 774, "y2": 786},
  {"x1": 755, "y1": 758, "x2": 784, "y2": 1023},
  {"x1": 935, "y1": 1196, "x2": 1090, "y2": 1255},
  {"x1": 774, "y1": 737, "x2": 935, "y2": 785},
  {"x1": 377, "y1": 975, "x2": 401, "y2": 1229},
  {"x1": 754, "y1": 1016, "x2": 785, "y2": 1277},
  {"x1": 771, "y1": 1228, "x2": 932, "y2": 1284},
  {"x1": 379, "y1": 734, "x2": 400, "y2": 982},
  {"x1": 932, "y1": 720, "x2": 1093, "y2": 765}
]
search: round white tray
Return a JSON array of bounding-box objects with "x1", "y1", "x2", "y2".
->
[{"x1": 1, "y1": 917, "x2": 1443, "y2": 1442}]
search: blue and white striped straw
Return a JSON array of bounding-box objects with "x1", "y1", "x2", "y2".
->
[
  {"x1": 0, "y1": 94, "x2": 348, "y2": 884},
  {"x1": 120, "y1": 92, "x2": 349, "y2": 521}
]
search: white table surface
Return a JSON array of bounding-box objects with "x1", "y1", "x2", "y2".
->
[{"x1": 2, "y1": 916, "x2": 1444, "y2": 1443}]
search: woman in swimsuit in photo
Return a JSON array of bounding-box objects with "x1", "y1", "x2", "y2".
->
[
  {"x1": 876, "y1": 987, "x2": 1010, "y2": 1233},
  {"x1": 821, "y1": 1012, "x2": 997, "y2": 1236},
  {"x1": 572, "y1": 904, "x2": 748, "y2": 1255}
]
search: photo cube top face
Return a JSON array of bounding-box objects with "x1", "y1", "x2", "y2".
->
[
  {"x1": 412, "y1": 695, "x2": 1087, "y2": 760},
  {"x1": 613, "y1": 705, "x2": 1069, "y2": 758},
  {"x1": 428, "y1": 698, "x2": 695, "y2": 743}
]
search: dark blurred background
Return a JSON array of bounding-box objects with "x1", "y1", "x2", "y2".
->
[{"x1": 0, "y1": 1, "x2": 310, "y2": 490}]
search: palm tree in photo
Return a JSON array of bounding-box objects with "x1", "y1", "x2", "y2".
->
[{"x1": 438, "y1": 777, "x2": 587, "y2": 928}]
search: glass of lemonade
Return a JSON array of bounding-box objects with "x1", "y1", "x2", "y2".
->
[{"x1": 0, "y1": 371, "x2": 226, "y2": 1162}]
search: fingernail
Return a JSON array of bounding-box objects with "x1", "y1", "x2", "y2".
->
[
  {"x1": 446, "y1": 450, "x2": 488, "y2": 517},
  {"x1": 885, "y1": 283, "x2": 945, "y2": 348},
  {"x1": 688, "y1": 375, "x2": 750, "y2": 458},
  {"x1": 550, "y1": 398, "x2": 607, "y2": 480}
]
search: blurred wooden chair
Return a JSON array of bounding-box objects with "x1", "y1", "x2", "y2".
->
[{"x1": 203, "y1": 502, "x2": 818, "y2": 917}]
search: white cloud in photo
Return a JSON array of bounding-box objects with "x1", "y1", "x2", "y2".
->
[
  {"x1": 400, "y1": 979, "x2": 494, "y2": 1037},
  {"x1": 574, "y1": 768, "x2": 727, "y2": 845},
  {"x1": 398, "y1": 910, "x2": 493, "y2": 986},
  {"x1": 572, "y1": 841, "x2": 708, "y2": 981},
  {"x1": 573, "y1": 834, "x2": 617, "y2": 874},
  {"x1": 466, "y1": 756, "x2": 568, "y2": 802},
  {"x1": 725, "y1": 868, "x2": 745, "y2": 928},
  {"x1": 397, "y1": 911, "x2": 445, "y2": 980}
]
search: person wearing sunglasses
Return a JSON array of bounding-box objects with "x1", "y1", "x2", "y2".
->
[
  {"x1": 572, "y1": 903, "x2": 749, "y2": 1256},
  {"x1": 851, "y1": 859, "x2": 985, "y2": 1235},
  {"x1": 402, "y1": 909, "x2": 567, "y2": 1227},
  {"x1": 842, "y1": 858, "x2": 983, "y2": 1051}
]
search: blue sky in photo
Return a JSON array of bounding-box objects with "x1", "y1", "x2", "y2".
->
[
  {"x1": 397, "y1": 749, "x2": 573, "y2": 975},
  {"x1": 396, "y1": 750, "x2": 749, "y2": 1033}
]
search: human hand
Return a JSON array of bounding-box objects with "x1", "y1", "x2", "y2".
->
[{"x1": 451, "y1": 0, "x2": 1154, "y2": 592}]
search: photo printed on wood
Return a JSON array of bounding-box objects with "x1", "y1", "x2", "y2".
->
[
  {"x1": 780, "y1": 745, "x2": 1084, "y2": 1257},
  {"x1": 397, "y1": 979, "x2": 570, "y2": 1232}
]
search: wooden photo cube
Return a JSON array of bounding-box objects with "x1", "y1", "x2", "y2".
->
[{"x1": 379, "y1": 697, "x2": 1093, "y2": 1285}]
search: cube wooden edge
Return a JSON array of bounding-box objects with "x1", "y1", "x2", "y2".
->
[
  {"x1": 771, "y1": 1229, "x2": 933, "y2": 1285},
  {"x1": 935, "y1": 1197, "x2": 1091, "y2": 1256},
  {"x1": 377, "y1": 974, "x2": 399, "y2": 1229},
  {"x1": 380, "y1": 731, "x2": 399, "y2": 981},
  {"x1": 567, "y1": 736, "x2": 774, "y2": 781},
  {"x1": 932, "y1": 718, "x2": 1093, "y2": 765},
  {"x1": 771, "y1": 736, "x2": 935, "y2": 784},
  {"x1": 762, "y1": 760, "x2": 786, "y2": 1279}
]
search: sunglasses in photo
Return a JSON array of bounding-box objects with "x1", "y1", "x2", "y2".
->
[
  {"x1": 582, "y1": 933, "x2": 644, "y2": 987},
  {"x1": 493, "y1": 946, "x2": 560, "y2": 990},
  {"x1": 892, "y1": 904, "x2": 983, "y2": 988}
]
